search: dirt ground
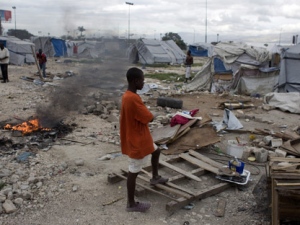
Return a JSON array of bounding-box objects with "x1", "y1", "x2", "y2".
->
[{"x1": 0, "y1": 57, "x2": 299, "y2": 225}]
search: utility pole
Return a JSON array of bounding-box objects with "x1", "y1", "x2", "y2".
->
[
  {"x1": 125, "y1": 2, "x2": 134, "y2": 44},
  {"x1": 205, "y1": 0, "x2": 207, "y2": 43}
]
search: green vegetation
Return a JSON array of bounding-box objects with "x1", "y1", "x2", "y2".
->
[
  {"x1": 144, "y1": 72, "x2": 197, "y2": 83},
  {"x1": 144, "y1": 72, "x2": 183, "y2": 82},
  {"x1": 0, "y1": 182, "x2": 5, "y2": 191},
  {"x1": 79, "y1": 58, "x2": 104, "y2": 64}
]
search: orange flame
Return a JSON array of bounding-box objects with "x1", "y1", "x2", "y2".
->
[{"x1": 4, "y1": 119, "x2": 51, "y2": 135}]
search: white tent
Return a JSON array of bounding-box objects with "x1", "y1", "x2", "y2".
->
[
  {"x1": 127, "y1": 39, "x2": 186, "y2": 65},
  {"x1": 0, "y1": 36, "x2": 35, "y2": 66},
  {"x1": 278, "y1": 44, "x2": 300, "y2": 92},
  {"x1": 185, "y1": 42, "x2": 277, "y2": 95},
  {"x1": 31, "y1": 37, "x2": 55, "y2": 57}
]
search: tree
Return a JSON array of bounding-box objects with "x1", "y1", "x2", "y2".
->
[
  {"x1": 78, "y1": 26, "x2": 86, "y2": 37},
  {"x1": 7, "y1": 29, "x2": 34, "y2": 40},
  {"x1": 162, "y1": 32, "x2": 187, "y2": 50}
]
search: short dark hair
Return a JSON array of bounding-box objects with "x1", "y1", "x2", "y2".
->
[{"x1": 126, "y1": 67, "x2": 143, "y2": 82}]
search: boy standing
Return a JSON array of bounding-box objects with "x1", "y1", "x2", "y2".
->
[
  {"x1": 120, "y1": 67, "x2": 168, "y2": 212},
  {"x1": 184, "y1": 50, "x2": 193, "y2": 83}
]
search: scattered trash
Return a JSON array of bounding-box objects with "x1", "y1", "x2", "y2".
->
[
  {"x1": 98, "y1": 153, "x2": 122, "y2": 161},
  {"x1": 213, "y1": 109, "x2": 243, "y2": 132},
  {"x1": 33, "y1": 79, "x2": 44, "y2": 85},
  {"x1": 16, "y1": 152, "x2": 35, "y2": 162},
  {"x1": 182, "y1": 203, "x2": 194, "y2": 210}
]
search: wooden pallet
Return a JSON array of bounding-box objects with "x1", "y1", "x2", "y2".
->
[
  {"x1": 268, "y1": 157, "x2": 300, "y2": 224},
  {"x1": 108, "y1": 150, "x2": 231, "y2": 212}
]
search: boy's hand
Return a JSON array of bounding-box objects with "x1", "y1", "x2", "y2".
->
[{"x1": 150, "y1": 111, "x2": 160, "y2": 121}]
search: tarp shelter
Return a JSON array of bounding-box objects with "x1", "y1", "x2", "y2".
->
[
  {"x1": 31, "y1": 37, "x2": 55, "y2": 57},
  {"x1": 74, "y1": 40, "x2": 100, "y2": 58},
  {"x1": 127, "y1": 39, "x2": 186, "y2": 65},
  {"x1": 185, "y1": 42, "x2": 275, "y2": 95},
  {"x1": 278, "y1": 44, "x2": 300, "y2": 92},
  {"x1": 188, "y1": 43, "x2": 213, "y2": 57},
  {"x1": 230, "y1": 65, "x2": 279, "y2": 95},
  {"x1": 51, "y1": 38, "x2": 67, "y2": 57},
  {"x1": 0, "y1": 36, "x2": 35, "y2": 66}
]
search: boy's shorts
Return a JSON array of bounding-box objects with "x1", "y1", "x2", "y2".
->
[{"x1": 128, "y1": 143, "x2": 158, "y2": 173}]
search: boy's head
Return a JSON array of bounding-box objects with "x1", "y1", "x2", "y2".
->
[{"x1": 126, "y1": 67, "x2": 144, "y2": 90}]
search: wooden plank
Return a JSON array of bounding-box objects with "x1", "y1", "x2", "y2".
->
[
  {"x1": 179, "y1": 153, "x2": 219, "y2": 174},
  {"x1": 159, "y1": 160, "x2": 202, "y2": 182},
  {"x1": 169, "y1": 168, "x2": 206, "y2": 182},
  {"x1": 189, "y1": 150, "x2": 223, "y2": 168},
  {"x1": 272, "y1": 178, "x2": 279, "y2": 225},
  {"x1": 113, "y1": 173, "x2": 177, "y2": 201},
  {"x1": 166, "y1": 182, "x2": 231, "y2": 212},
  {"x1": 214, "y1": 199, "x2": 227, "y2": 217},
  {"x1": 270, "y1": 157, "x2": 300, "y2": 163},
  {"x1": 121, "y1": 169, "x2": 192, "y2": 199},
  {"x1": 107, "y1": 173, "x2": 123, "y2": 184},
  {"x1": 140, "y1": 169, "x2": 196, "y2": 197},
  {"x1": 137, "y1": 174, "x2": 192, "y2": 199}
]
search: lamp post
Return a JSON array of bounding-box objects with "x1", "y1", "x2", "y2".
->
[
  {"x1": 217, "y1": 33, "x2": 219, "y2": 42},
  {"x1": 205, "y1": 0, "x2": 207, "y2": 43},
  {"x1": 12, "y1": 6, "x2": 16, "y2": 31},
  {"x1": 125, "y1": 2, "x2": 134, "y2": 43}
]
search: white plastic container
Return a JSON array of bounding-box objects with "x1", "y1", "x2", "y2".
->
[{"x1": 226, "y1": 140, "x2": 247, "y2": 158}]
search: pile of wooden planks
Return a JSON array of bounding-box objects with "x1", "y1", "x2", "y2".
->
[
  {"x1": 267, "y1": 157, "x2": 300, "y2": 225},
  {"x1": 108, "y1": 150, "x2": 231, "y2": 212},
  {"x1": 151, "y1": 119, "x2": 198, "y2": 145}
]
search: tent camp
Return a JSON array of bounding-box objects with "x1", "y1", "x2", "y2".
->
[
  {"x1": 31, "y1": 37, "x2": 55, "y2": 57},
  {"x1": 31, "y1": 37, "x2": 67, "y2": 57},
  {"x1": 278, "y1": 44, "x2": 300, "y2": 92},
  {"x1": 127, "y1": 39, "x2": 186, "y2": 65},
  {"x1": 0, "y1": 36, "x2": 35, "y2": 66},
  {"x1": 188, "y1": 43, "x2": 213, "y2": 57},
  {"x1": 185, "y1": 42, "x2": 278, "y2": 95}
]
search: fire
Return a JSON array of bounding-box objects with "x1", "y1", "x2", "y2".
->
[{"x1": 4, "y1": 119, "x2": 51, "y2": 135}]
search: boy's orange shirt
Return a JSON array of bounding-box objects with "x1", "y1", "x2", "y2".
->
[{"x1": 120, "y1": 90, "x2": 154, "y2": 159}]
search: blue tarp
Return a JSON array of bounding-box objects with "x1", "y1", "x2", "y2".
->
[
  {"x1": 189, "y1": 45, "x2": 208, "y2": 57},
  {"x1": 51, "y1": 38, "x2": 67, "y2": 57},
  {"x1": 214, "y1": 58, "x2": 232, "y2": 73}
]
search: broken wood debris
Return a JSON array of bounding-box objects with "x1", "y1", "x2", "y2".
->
[
  {"x1": 108, "y1": 152, "x2": 231, "y2": 212},
  {"x1": 268, "y1": 157, "x2": 300, "y2": 224}
]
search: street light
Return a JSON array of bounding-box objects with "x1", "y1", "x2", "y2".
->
[
  {"x1": 193, "y1": 28, "x2": 195, "y2": 43},
  {"x1": 12, "y1": 6, "x2": 16, "y2": 31},
  {"x1": 205, "y1": 0, "x2": 207, "y2": 43},
  {"x1": 217, "y1": 33, "x2": 219, "y2": 42},
  {"x1": 125, "y1": 2, "x2": 134, "y2": 43}
]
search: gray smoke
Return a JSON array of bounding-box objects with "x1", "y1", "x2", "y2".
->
[{"x1": 36, "y1": 54, "x2": 129, "y2": 128}]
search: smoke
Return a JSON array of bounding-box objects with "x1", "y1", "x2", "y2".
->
[{"x1": 36, "y1": 54, "x2": 129, "y2": 128}]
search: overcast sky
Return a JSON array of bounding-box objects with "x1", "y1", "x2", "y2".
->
[{"x1": 2, "y1": 0, "x2": 300, "y2": 44}]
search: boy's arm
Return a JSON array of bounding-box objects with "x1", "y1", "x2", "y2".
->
[{"x1": 134, "y1": 99, "x2": 154, "y2": 124}]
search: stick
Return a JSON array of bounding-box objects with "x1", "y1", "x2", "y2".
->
[
  {"x1": 60, "y1": 138, "x2": 90, "y2": 145},
  {"x1": 30, "y1": 45, "x2": 44, "y2": 81},
  {"x1": 102, "y1": 197, "x2": 124, "y2": 206}
]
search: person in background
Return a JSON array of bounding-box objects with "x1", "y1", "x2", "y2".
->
[
  {"x1": 36, "y1": 49, "x2": 47, "y2": 78},
  {"x1": 120, "y1": 67, "x2": 168, "y2": 212},
  {"x1": 73, "y1": 43, "x2": 78, "y2": 58},
  {"x1": 0, "y1": 43, "x2": 10, "y2": 83},
  {"x1": 184, "y1": 50, "x2": 193, "y2": 83}
]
